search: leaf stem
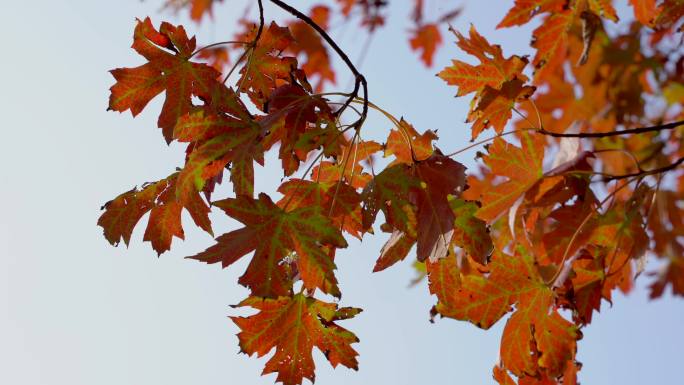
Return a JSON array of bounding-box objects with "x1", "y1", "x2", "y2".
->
[{"x1": 189, "y1": 40, "x2": 249, "y2": 59}]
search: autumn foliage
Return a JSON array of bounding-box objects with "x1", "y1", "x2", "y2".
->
[{"x1": 99, "y1": 1, "x2": 684, "y2": 384}]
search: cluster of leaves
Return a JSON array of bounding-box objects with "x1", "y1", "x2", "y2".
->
[{"x1": 99, "y1": 1, "x2": 684, "y2": 385}]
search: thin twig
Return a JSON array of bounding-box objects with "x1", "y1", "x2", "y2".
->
[
  {"x1": 268, "y1": 0, "x2": 369, "y2": 130},
  {"x1": 189, "y1": 40, "x2": 249, "y2": 59},
  {"x1": 537, "y1": 119, "x2": 684, "y2": 138},
  {"x1": 235, "y1": 0, "x2": 266, "y2": 93},
  {"x1": 601, "y1": 156, "x2": 684, "y2": 181}
]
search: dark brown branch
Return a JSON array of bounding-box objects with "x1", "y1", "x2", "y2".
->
[
  {"x1": 255, "y1": 0, "x2": 266, "y2": 45},
  {"x1": 602, "y1": 156, "x2": 684, "y2": 181},
  {"x1": 223, "y1": 0, "x2": 265, "y2": 85},
  {"x1": 268, "y1": 0, "x2": 369, "y2": 129},
  {"x1": 538, "y1": 119, "x2": 684, "y2": 138}
]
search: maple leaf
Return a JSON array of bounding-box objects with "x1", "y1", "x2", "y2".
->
[
  {"x1": 467, "y1": 78, "x2": 536, "y2": 138},
  {"x1": 196, "y1": 46, "x2": 230, "y2": 72},
  {"x1": 98, "y1": 173, "x2": 211, "y2": 254},
  {"x1": 384, "y1": 118, "x2": 437, "y2": 164},
  {"x1": 471, "y1": 132, "x2": 545, "y2": 223},
  {"x1": 438, "y1": 25, "x2": 528, "y2": 97},
  {"x1": 541, "y1": 200, "x2": 598, "y2": 265},
  {"x1": 173, "y1": 85, "x2": 262, "y2": 197},
  {"x1": 175, "y1": 109, "x2": 264, "y2": 200},
  {"x1": 629, "y1": 0, "x2": 658, "y2": 26},
  {"x1": 361, "y1": 164, "x2": 419, "y2": 235},
  {"x1": 277, "y1": 179, "x2": 364, "y2": 239},
  {"x1": 426, "y1": 253, "x2": 461, "y2": 309},
  {"x1": 587, "y1": 186, "x2": 650, "y2": 300},
  {"x1": 189, "y1": 193, "x2": 347, "y2": 297},
  {"x1": 584, "y1": 0, "x2": 619, "y2": 22},
  {"x1": 409, "y1": 23, "x2": 442, "y2": 67},
  {"x1": 650, "y1": 256, "x2": 684, "y2": 298},
  {"x1": 108, "y1": 18, "x2": 221, "y2": 142},
  {"x1": 374, "y1": 230, "x2": 416, "y2": 272},
  {"x1": 413, "y1": 152, "x2": 467, "y2": 262},
  {"x1": 570, "y1": 248, "x2": 606, "y2": 324},
  {"x1": 288, "y1": 6, "x2": 336, "y2": 91},
  {"x1": 435, "y1": 249, "x2": 579, "y2": 378},
  {"x1": 366, "y1": 152, "x2": 466, "y2": 263},
  {"x1": 530, "y1": 11, "x2": 574, "y2": 80},
  {"x1": 165, "y1": 0, "x2": 222, "y2": 22},
  {"x1": 180, "y1": 129, "x2": 263, "y2": 200},
  {"x1": 449, "y1": 198, "x2": 492, "y2": 264},
  {"x1": 655, "y1": 0, "x2": 684, "y2": 27},
  {"x1": 312, "y1": 139, "x2": 383, "y2": 190},
  {"x1": 233, "y1": 294, "x2": 360, "y2": 385},
  {"x1": 336, "y1": 0, "x2": 357, "y2": 16},
  {"x1": 497, "y1": 0, "x2": 567, "y2": 28},
  {"x1": 237, "y1": 22, "x2": 299, "y2": 110},
  {"x1": 261, "y1": 84, "x2": 342, "y2": 176}
]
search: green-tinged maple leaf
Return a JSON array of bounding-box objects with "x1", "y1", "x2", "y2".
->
[
  {"x1": 467, "y1": 78, "x2": 536, "y2": 138},
  {"x1": 261, "y1": 84, "x2": 342, "y2": 176},
  {"x1": 449, "y1": 198, "x2": 492, "y2": 264},
  {"x1": 384, "y1": 118, "x2": 437, "y2": 164},
  {"x1": 435, "y1": 249, "x2": 578, "y2": 378},
  {"x1": 173, "y1": 108, "x2": 254, "y2": 143},
  {"x1": 238, "y1": 22, "x2": 298, "y2": 109},
  {"x1": 176, "y1": 121, "x2": 263, "y2": 202},
  {"x1": 232, "y1": 294, "x2": 360, "y2": 385},
  {"x1": 367, "y1": 152, "x2": 466, "y2": 263},
  {"x1": 438, "y1": 25, "x2": 528, "y2": 97},
  {"x1": 98, "y1": 173, "x2": 211, "y2": 254},
  {"x1": 410, "y1": 23, "x2": 442, "y2": 67},
  {"x1": 361, "y1": 164, "x2": 419, "y2": 235},
  {"x1": 497, "y1": 0, "x2": 567, "y2": 28},
  {"x1": 108, "y1": 18, "x2": 221, "y2": 142},
  {"x1": 472, "y1": 132, "x2": 545, "y2": 223},
  {"x1": 313, "y1": 140, "x2": 383, "y2": 190},
  {"x1": 189, "y1": 193, "x2": 347, "y2": 297},
  {"x1": 278, "y1": 179, "x2": 364, "y2": 239},
  {"x1": 426, "y1": 253, "x2": 461, "y2": 308}
]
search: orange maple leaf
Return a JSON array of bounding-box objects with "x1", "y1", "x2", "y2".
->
[
  {"x1": 233, "y1": 294, "x2": 360, "y2": 385},
  {"x1": 438, "y1": 25, "x2": 528, "y2": 97},
  {"x1": 189, "y1": 193, "x2": 347, "y2": 298},
  {"x1": 108, "y1": 18, "x2": 221, "y2": 142},
  {"x1": 472, "y1": 132, "x2": 545, "y2": 223},
  {"x1": 435, "y1": 249, "x2": 579, "y2": 378},
  {"x1": 410, "y1": 23, "x2": 442, "y2": 67}
]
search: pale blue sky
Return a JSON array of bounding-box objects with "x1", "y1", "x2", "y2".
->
[{"x1": 0, "y1": 1, "x2": 682, "y2": 384}]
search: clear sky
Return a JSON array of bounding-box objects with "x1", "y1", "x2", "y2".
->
[{"x1": 0, "y1": 0, "x2": 682, "y2": 384}]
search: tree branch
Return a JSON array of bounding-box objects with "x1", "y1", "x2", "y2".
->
[
  {"x1": 538, "y1": 119, "x2": 684, "y2": 138},
  {"x1": 602, "y1": 155, "x2": 684, "y2": 181},
  {"x1": 268, "y1": 0, "x2": 369, "y2": 129},
  {"x1": 223, "y1": 0, "x2": 265, "y2": 85}
]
